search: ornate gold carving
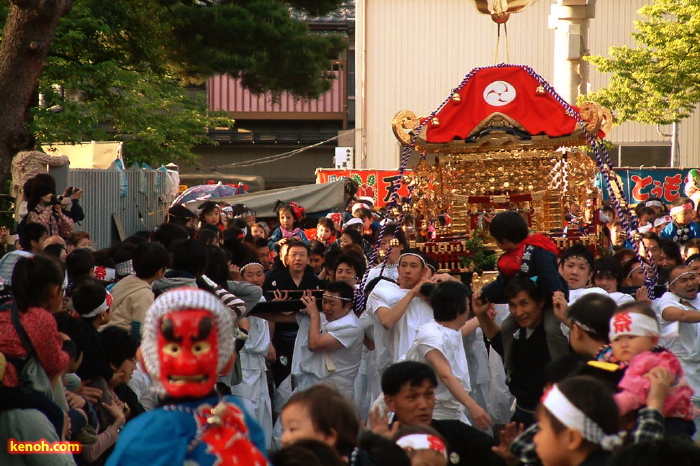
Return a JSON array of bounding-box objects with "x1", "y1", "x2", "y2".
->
[{"x1": 391, "y1": 110, "x2": 421, "y2": 146}]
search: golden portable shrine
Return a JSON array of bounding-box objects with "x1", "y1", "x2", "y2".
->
[{"x1": 391, "y1": 65, "x2": 613, "y2": 274}]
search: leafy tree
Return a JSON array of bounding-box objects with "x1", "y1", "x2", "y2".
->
[
  {"x1": 0, "y1": 0, "x2": 346, "y2": 180},
  {"x1": 32, "y1": 69, "x2": 231, "y2": 166},
  {"x1": 584, "y1": 0, "x2": 700, "y2": 125}
]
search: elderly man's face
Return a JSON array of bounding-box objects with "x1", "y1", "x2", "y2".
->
[{"x1": 385, "y1": 379, "x2": 436, "y2": 426}]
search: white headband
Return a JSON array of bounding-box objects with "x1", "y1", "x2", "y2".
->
[
  {"x1": 625, "y1": 263, "x2": 646, "y2": 279},
  {"x1": 670, "y1": 202, "x2": 694, "y2": 216},
  {"x1": 352, "y1": 202, "x2": 371, "y2": 213},
  {"x1": 322, "y1": 293, "x2": 352, "y2": 302},
  {"x1": 563, "y1": 255, "x2": 591, "y2": 267},
  {"x1": 653, "y1": 215, "x2": 672, "y2": 228},
  {"x1": 116, "y1": 259, "x2": 134, "y2": 277},
  {"x1": 542, "y1": 385, "x2": 624, "y2": 451},
  {"x1": 609, "y1": 312, "x2": 659, "y2": 341},
  {"x1": 571, "y1": 318, "x2": 598, "y2": 337},
  {"x1": 668, "y1": 271, "x2": 697, "y2": 287},
  {"x1": 399, "y1": 252, "x2": 426, "y2": 267},
  {"x1": 240, "y1": 262, "x2": 264, "y2": 273},
  {"x1": 81, "y1": 292, "x2": 113, "y2": 318},
  {"x1": 645, "y1": 200, "x2": 664, "y2": 209},
  {"x1": 396, "y1": 434, "x2": 447, "y2": 459}
]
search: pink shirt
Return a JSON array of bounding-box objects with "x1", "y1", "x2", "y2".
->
[{"x1": 615, "y1": 348, "x2": 694, "y2": 420}]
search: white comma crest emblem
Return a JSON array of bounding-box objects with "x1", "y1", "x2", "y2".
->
[{"x1": 483, "y1": 81, "x2": 517, "y2": 107}]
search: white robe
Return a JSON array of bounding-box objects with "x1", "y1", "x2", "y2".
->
[
  {"x1": 323, "y1": 312, "x2": 364, "y2": 399},
  {"x1": 653, "y1": 291, "x2": 700, "y2": 400},
  {"x1": 404, "y1": 321, "x2": 472, "y2": 424},
  {"x1": 367, "y1": 281, "x2": 433, "y2": 364},
  {"x1": 365, "y1": 280, "x2": 433, "y2": 403},
  {"x1": 567, "y1": 287, "x2": 609, "y2": 305},
  {"x1": 292, "y1": 311, "x2": 364, "y2": 400},
  {"x1": 231, "y1": 307, "x2": 273, "y2": 448}
]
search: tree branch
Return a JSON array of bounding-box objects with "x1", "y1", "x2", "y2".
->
[{"x1": 48, "y1": 51, "x2": 81, "y2": 64}]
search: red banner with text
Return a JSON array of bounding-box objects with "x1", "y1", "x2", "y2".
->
[{"x1": 316, "y1": 169, "x2": 412, "y2": 208}]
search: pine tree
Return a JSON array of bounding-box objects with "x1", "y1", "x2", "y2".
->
[{"x1": 0, "y1": 0, "x2": 346, "y2": 180}]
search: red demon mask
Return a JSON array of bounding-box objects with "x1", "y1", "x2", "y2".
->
[{"x1": 157, "y1": 309, "x2": 219, "y2": 398}]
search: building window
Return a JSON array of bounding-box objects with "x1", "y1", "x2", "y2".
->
[{"x1": 616, "y1": 144, "x2": 671, "y2": 167}]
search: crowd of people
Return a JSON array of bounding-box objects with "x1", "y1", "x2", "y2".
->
[{"x1": 3, "y1": 172, "x2": 700, "y2": 466}]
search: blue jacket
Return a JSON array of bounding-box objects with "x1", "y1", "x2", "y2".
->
[{"x1": 107, "y1": 395, "x2": 266, "y2": 466}]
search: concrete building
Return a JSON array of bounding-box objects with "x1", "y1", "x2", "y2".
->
[{"x1": 355, "y1": 0, "x2": 700, "y2": 170}]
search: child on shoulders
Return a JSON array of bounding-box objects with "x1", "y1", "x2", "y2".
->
[
  {"x1": 268, "y1": 202, "x2": 309, "y2": 251},
  {"x1": 481, "y1": 211, "x2": 567, "y2": 306}
]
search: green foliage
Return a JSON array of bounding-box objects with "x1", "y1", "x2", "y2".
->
[
  {"x1": 0, "y1": 0, "x2": 347, "y2": 166},
  {"x1": 32, "y1": 69, "x2": 233, "y2": 166},
  {"x1": 460, "y1": 231, "x2": 497, "y2": 274},
  {"x1": 287, "y1": 0, "x2": 345, "y2": 16},
  {"x1": 583, "y1": 0, "x2": 700, "y2": 125}
]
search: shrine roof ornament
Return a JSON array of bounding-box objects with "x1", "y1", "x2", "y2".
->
[
  {"x1": 472, "y1": 0, "x2": 540, "y2": 24},
  {"x1": 392, "y1": 64, "x2": 612, "y2": 154}
]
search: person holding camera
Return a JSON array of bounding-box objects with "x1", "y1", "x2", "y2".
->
[
  {"x1": 60, "y1": 185, "x2": 85, "y2": 223},
  {"x1": 25, "y1": 181, "x2": 74, "y2": 239}
]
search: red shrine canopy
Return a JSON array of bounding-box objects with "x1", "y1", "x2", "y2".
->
[{"x1": 392, "y1": 65, "x2": 610, "y2": 154}]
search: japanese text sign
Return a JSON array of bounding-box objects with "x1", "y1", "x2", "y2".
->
[
  {"x1": 316, "y1": 169, "x2": 412, "y2": 208},
  {"x1": 597, "y1": 168, "x2": 692, "y2": 204}
]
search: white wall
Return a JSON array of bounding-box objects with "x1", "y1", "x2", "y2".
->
[{"x1": 357, "y1": 0, "x2": 700, "y2": 169}]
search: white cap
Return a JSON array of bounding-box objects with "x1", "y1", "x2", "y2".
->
[
  {"x1": 351, "y1": 202, "x2": 371, "y2": 213},
  {"x1": 343, "y1": 218, "x2": 364, "y2": 229},
  {"x1": 654, "y1": 215, "x2": 672, "y2": 228}
]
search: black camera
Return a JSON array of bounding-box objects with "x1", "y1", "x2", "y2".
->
[
  {"x1": 49, "y1": 194, "x2": 63, "y2": 205},
  {"x1": 65, "y1": 186, "x2": 80, "y2": 196}
]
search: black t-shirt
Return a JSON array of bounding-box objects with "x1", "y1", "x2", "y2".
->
[
  {"x1": 263, "y1": 268, "x2": 323, "y2": 334},
  {"x1": 430, "y1": 419, "x2": 504, "y2": 466},
  {"x1": 263, "y1": 268, "x2": 323, "y2": 293}
]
